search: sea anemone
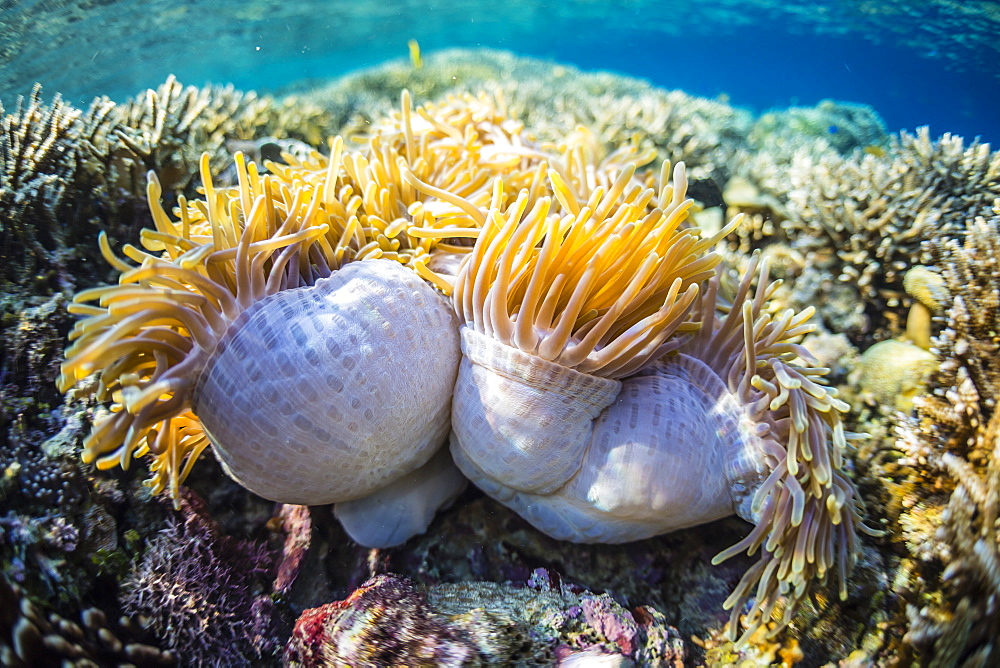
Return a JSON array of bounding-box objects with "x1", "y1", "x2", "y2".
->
[
  {"x1": 59, "y1": 138, "x2": 464, "y2": 546},
  {"x1": 60, "y1": 91, "x2": 866, "y2": 637},
  {"x1": 57, "y1": 90, "x2": 582, "y2": 546},
  {"x1": 690, "y1": 253, "x2": 867, "y2": 644},
  {"x1": 425, "y1": 156, "x2": 864, "y2": 644}
]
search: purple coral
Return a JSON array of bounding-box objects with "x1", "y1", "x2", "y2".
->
[
  {"x1": 119, "y1": 493, "x2": 278, "y2": 666},
  {"x1": 580, "y1": 595, "x2": 640, "y2": 655}
]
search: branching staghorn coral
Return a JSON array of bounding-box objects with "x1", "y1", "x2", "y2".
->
[
  {"x1": 722, "y1": 100, "x2": 888, "y2": 256},
  {"x1": 0, "y1": 84, "x2": 80, "y2": 290},
  {"x1": 74, "y1": 74, "x2": 329, "y2": 224},
  {"x1": 0, "y1": 76, "x2": 332, "y2": 304},
  {"x1": 100, "y1": 75, "x2": 278, "y2": 194},
  {"x1": 779, "y1": 127, "x2": 1000, "y2": 343},
  {"x1": 891, "y1": 206, "x2": 1000, "y2": 665}
]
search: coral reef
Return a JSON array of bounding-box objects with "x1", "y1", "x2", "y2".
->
[
  {"x1": 86, "y1": 74, "x2": 328, "y2": 198},
  {"x1": 275, "y1": 486, "x2": 886, "y2": 665},
  {"x1": 887, "y1": 207, "x2": 1000, "y2": 666},
  {"x1": 6, "y1": 45, "x2": 1000, "y2": 666},
  {"x1": 0, "y1": 574, "x2": 174, "y2": 667},
  {"x1": 723, "y1": 99, "x2": 888, "y2": 255},
  {"x1": 58, "y1": 85, "x2": 872, "y2": 647},
  {"x1": 723, "y1": 122, "x2": 1000, "y2": 355},
  {"x1": 120, "y1": 491, "x2": 281, "y2": 666},
  {"x1": 284, "y1": 570, "x2": 684, "y2": 666},
  {"x1": 778, "y1": 127, "x2": 1000, "y2": 344}
]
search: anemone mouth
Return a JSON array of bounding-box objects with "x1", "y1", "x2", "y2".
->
[{"x1": 684, "y1": 251, "x2": 870, "y2": 646}]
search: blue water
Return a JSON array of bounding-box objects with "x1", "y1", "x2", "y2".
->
[
  {"x1": 4, "y1": 1, "x2": 999, "y2": 145},
  {"x1": 545, "y1": 29, "x2": 1000, "y2": 145}
]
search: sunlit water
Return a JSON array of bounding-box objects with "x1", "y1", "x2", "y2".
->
[{"x1": 2, "y1": 0, "x2": 998, "y2": 142}]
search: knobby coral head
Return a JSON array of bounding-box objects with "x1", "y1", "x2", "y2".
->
[{"x1": 58, "y1": 90, "x2": 869, "y2": 644}]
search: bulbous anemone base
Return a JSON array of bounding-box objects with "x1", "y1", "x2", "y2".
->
[
  {"x1": 451, "y1": 327, "x2": 769, "y2": 543},
  {"x1": 194, "y1": 260, "x2": 461, "y2": 507},
  {"x1": 334, "y1": 447, "x2": 467, "y2": 548}
]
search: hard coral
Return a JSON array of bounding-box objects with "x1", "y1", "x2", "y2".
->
[
  {"x1": 1, "y1": 574, "x2": 173, "y2": 668},
  {"x1": 284, "y1": 571, "x2": 684, "y2": 667},
  {"x1": 748, "y1": 100, "x2": 888, "y2": 157},
  {"x1": 119, "y1": 492, "x2": 278, "y2": 666},
  {"x1": 0, "y1": 84, "x2": 80, "y2": 292},
  {"x1": 103, "y1": 75, "x2": 275, "y2": 195},
  {"x1": 299, "y1": 48, "x2": 751, "y2": 183},
  {"x1": 0, "y1": 76, "x2": 330, "y2": 304},
  {"x1": 891, "y1": 206, "x2": 1000, "y2": 665},
  {"x1": 780, "y1": 127, "x2": 1000, "y2": 344}
]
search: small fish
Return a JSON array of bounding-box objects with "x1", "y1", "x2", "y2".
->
[
  {"x1": 828, "y1": 125, "x2": 839, "y2": 134},
  {"x1": 863, "y1": 145, "x2": 887, "y2": 158},
  {"x1": 408, "y1": 39, "x2": 422, "y2": 69}
]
